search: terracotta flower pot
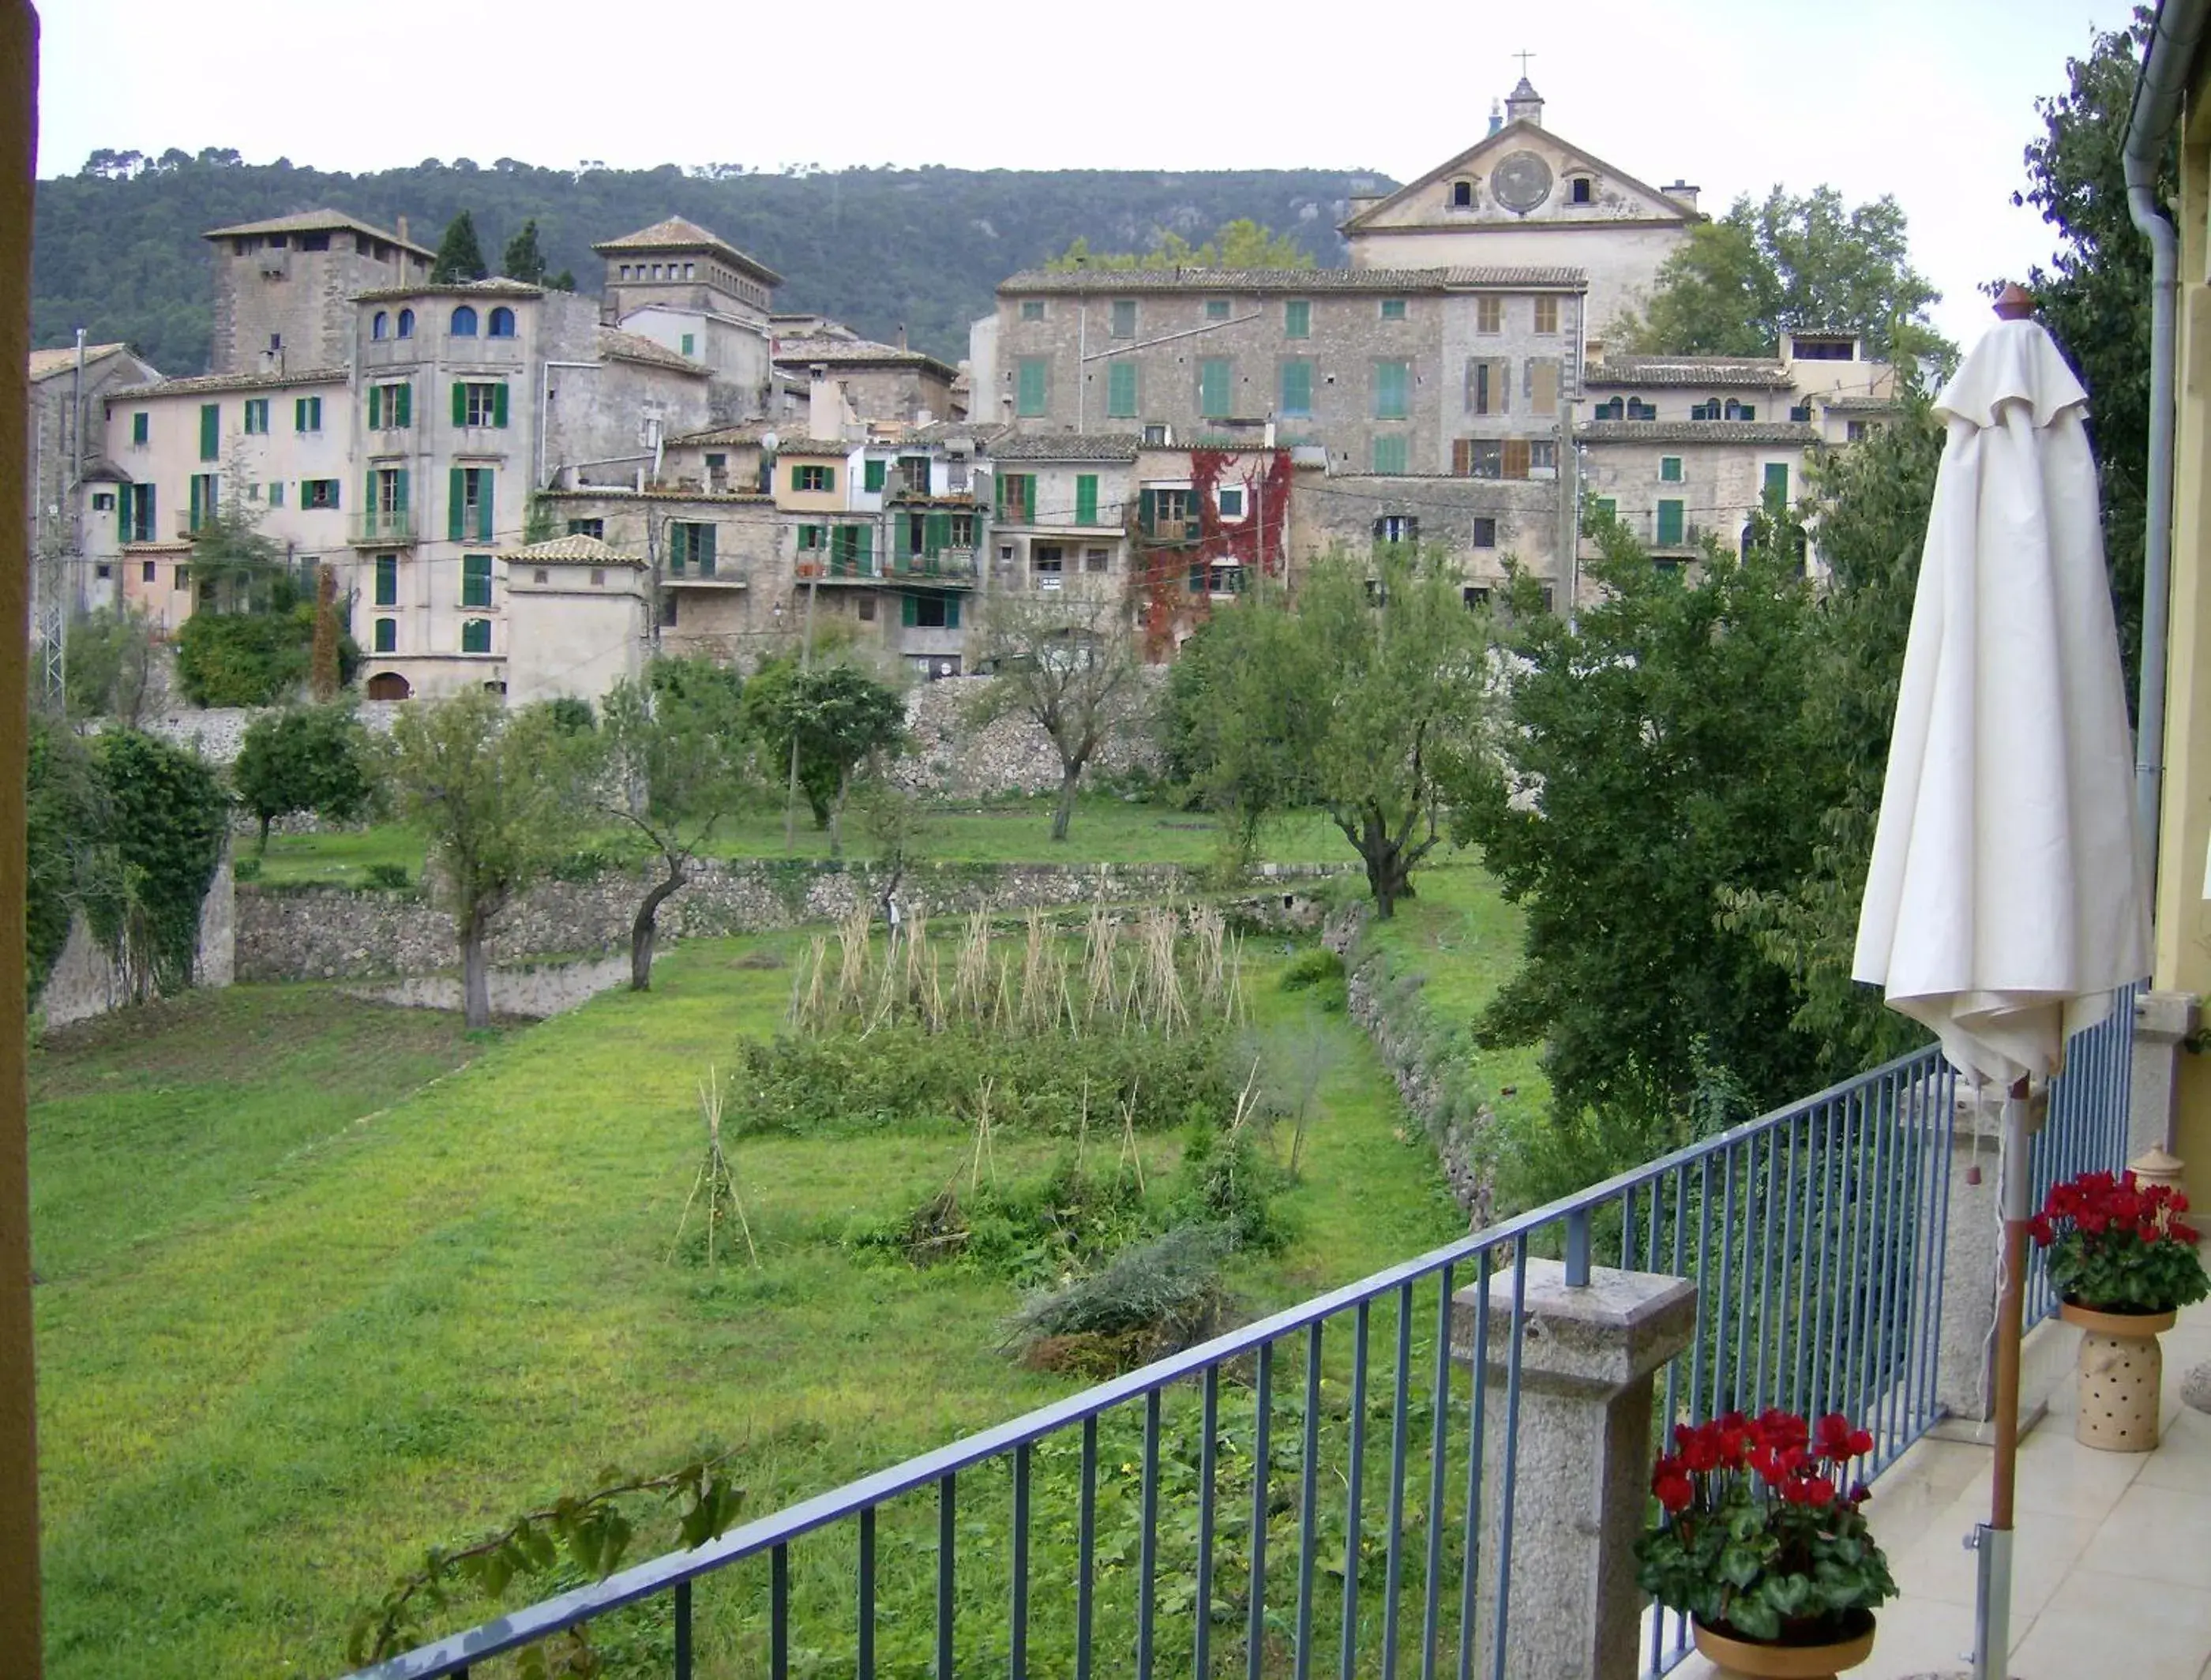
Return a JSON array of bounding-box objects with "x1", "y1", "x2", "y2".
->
[
  {"x1": 1691, "y1": 1611, "x2": 1875, "y2": 1679},
  {"x1": 2059, "y1": 1299, "x2": 2176, "y2": 1452}
]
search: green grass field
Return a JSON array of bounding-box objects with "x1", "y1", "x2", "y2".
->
[
  {"x1": 31, "y1": 935, "x2": 1465, "y2": 1678},
  {"x1": 249, "y1": 797, "x2": 1353, "y2": 887}
]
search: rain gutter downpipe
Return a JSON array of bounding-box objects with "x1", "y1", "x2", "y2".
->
[{"x1": 2125, "y1": 0, "x2": 2207, "y2": 900}]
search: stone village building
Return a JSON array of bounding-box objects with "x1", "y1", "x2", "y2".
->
[{"x1": 32, "y1": 78, "x2": 1898, "y2": 701}]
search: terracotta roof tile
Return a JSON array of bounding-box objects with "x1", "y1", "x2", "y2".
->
[
  {"x1": 111, "y1": 365, "x2": 348, "y2": 399},
  {"x1": 1580, "y1": 419, "x2": 1822, "y2": 444},
  {"x1": 1586, "y1": 354, "x2": 1794, "y2": 389},
  {"x1": 593, "y1": 216, "x2": 783, "y2": 286},
  {"x1": 998, "y1": 265, "x2": 1585, "y2": 294},
  {"x1": 500, "y1": 532, "x2": 647, "y2": 566},
  {"x1": 203, "y1": 207, "x2": 437, "y2": 258},
  {"x1": 28, "y1": 343, "x2": 132, "y2": 381}
]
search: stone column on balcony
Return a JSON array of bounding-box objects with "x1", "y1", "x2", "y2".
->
[
  {"x1": 1935, "y1": 1084, "x2": 2004, "y2": 1423},
  {"x1": 1452, "y1": 1257, "x2": 1699, "y2": 1680},
  {"x1": 2130, "y1": 989, "x2": 2197, "y2": 1160}
]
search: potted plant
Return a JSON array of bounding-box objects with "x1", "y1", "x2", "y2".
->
[
  {"x1": 1636, "y1": 1408, "x2": 1895, "y2": 1679},
  {"x1": 2032, "y1": 1167, "x2": 2209, "y2": 1451}
]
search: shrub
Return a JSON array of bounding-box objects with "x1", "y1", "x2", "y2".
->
[
  {"x1": 1008, "y1": 1224, "x2": 1233, "y2": 1372},
  {"x1": 1278, "y1": 943, "x2": 1346, "y2": 1012},
  {"x1": 233, "y1": 703, "x2": 376, "y2": 853},
  {"x1": 231, "y1": 857, "x2": 262, "y2": 883},
  {"x1": 851, "y1": 1161, "x2": 1155, "y2": 1289},
  {"x1": 364, "y1": 862, "x2": 411, "y2": 891},
  {"x1": 1171, "y1": 1121, "x2": 1293, "y2": 1253}
]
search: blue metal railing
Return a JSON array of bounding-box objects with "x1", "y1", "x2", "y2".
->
[{"x1": 347, "y1": 1005, "x2": 2135, "y2": 1680}]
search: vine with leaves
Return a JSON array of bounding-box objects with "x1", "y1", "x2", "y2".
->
[{"x1": 349, "y1": 1454, "x2": 744, "y2": 1676}]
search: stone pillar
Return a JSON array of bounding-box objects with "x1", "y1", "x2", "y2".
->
[
  {"x1": 2130, "y1": 989, "x2": 2198, "y2": 1160},
  {"x1": 1452, "y1": 1258, "x2": 1698, "y2": 1680},
  {"x1": 1935, "y1": 1087, "x2": 2004, "y2": 1423}
]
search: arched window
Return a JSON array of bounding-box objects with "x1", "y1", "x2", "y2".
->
[
  {"x1": 451, "y1": 306, "x2": 479, "y2": 337},
  {"x1": 396, "y1": 308, "x2": 415, "y2": 339},
  {"x1": 1724, "y1": 398, "x2": 1746, "y2": 420},
  {"x1": 1570, "y1": 176, "x2": 1594, "y2": 205},
  {"x1": 371, "y1": 310, "x2": 389, "y2": 340},
  {"x1": 1451, "y1": 179, "x2": 1473, "y2": 208},
  {"x1": 488, "y1": 306, "x2": 516, "y2": 339}
]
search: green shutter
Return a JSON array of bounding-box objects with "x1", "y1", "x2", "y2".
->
[
  {"x1": 198, "y1": 403, "x2": 218, "y2": 460},
  {"x1": 132, "y1": 411, "x2": 148, "y2": 445},
  {"x1": 449, "y1": 467, "x2": 465, "y2": 540},
  {"x1": 477, "y1": 470, "x2": 494, "y2": 541},
  {"x1": 1106, "y1": 360, "x2": 1137, "y2": 418},
  {"x1": 295, "y1": 397, "x2": 306, "y2": 431},
  {"x1": 946, "y1": 598, "x2": 960, "y2": 630},
  {"x1": 492, "y1": 383, "x2": 506, "y2": 428},
  {"x1": 854, "y1": 523, "x2": 872, "y2": 561},
  {"x1": 1075, "y1": 474, "x2": 1098, "y2": 525},
  {"x1": 1373, "y1": 435, "x2": 1407, "y2": 474},
  {"x1": 1281, "y1": 360, "x2": 1312, "y2": 416},
  {"x1": 188, "y1": 474, "x2": 201, "y2": 531},
  {"x1": 1376, "y1": 362, "x2": 1409, "y2": 420},
  {"x1": 1017, "y1": 358, "x2": 1048, "y2": 416},
  {"x1": 452, "y1": 381, "x2": 467, "y2": 427},
  {"x1": 1199, "y1": 358, "x2": 1229, "y2": 418},
  {"x1": 1762, "y1": 462, "x2": 1789, "y2": 505},
  {"x1": 1657, "y1": 500, "x2": 1684, "y2": 546},
  {"x1": 1286, "y1": 300, "x2": 1310, "y2": 339},
  {"x1": 865, "y1": 459, "x2": 886, "y2": 493},
  {"x1": 396, "y1": 383, "x2": 411, "y2": 429},
  {"x1": 902, "y1": 594, "x2": 918, "y2": 627},
  {"x1": 116, "y1": 487, "x2": 130, "y2": 543},
  {"x1": 700, "y1": 524, "x2": 716, "y2": 572},
  {"x1": 365, "y1": 472, "x2": 377, "y2": 519},
  {"x1": 368, "y1": 386, "x2": 381, "y2": 430},
  {"x1": 395, "y1": 469, "x2": 409, "y2": 512},
  {"x1": 925, "y1": 511, "x2": 949, "y2": 555},
  {"x1": 823, "y1": 466, "x2": 835, "y2": 493},
  {"x1": 994, "y1": 473, "x2": 1008, "y2": 518}
]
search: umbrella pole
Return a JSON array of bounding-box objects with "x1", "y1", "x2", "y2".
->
[{"x1": 1975, "y1": 1074, "x2": 2036, "y2": 1680}]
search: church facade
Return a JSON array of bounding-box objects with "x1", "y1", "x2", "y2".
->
[{"x1": 1342, "y1": 79, "x2": 1704, "y2": 333}]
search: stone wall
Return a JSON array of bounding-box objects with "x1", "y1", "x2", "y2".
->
[
  {"x1": 237, "y1": 856, "x2": 1338, "y2": 982},
  {"x1": 33, "y1": 849, "x2": 236, "y2": 1028},
  {"x1": 122, "y1": 676, "x2": 1163, "y2": 802},
  {"x1": 1326, "y1": 903, "x2": 1492, "y2": 1221}
]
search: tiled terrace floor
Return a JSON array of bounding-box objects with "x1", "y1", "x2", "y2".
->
[{"x1": 1676, "y1": 1291, "x2": 2211, "y2": 1680}]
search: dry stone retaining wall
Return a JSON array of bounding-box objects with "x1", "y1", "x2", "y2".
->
[{"x1": 237, "y1": 858, "x2": 1339, "y2": 984}]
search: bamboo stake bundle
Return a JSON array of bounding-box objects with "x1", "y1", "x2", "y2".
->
[
  {"x1": 835, "y1": 909, "x2": 871, "y2": 1017},
  {"x1": 993, "y1": 951, "x2": 1015, "y2": 1033},
  {"x1": 952, "y1": 910, "x2": 992, "y2": 1026},
  {"x1": 925, "y1": 950, "x2": 947, "y2": 1034},
  {"x1": 1020, "y1": 909, "x2": 1049, "y2": 1033},
  {"x1": 1082, "y1": 909, "x2": 1118, "y2": 1025},
  {"x1": 903, "y1": 912, "x2": 929, "y2": 1018},
  {"x1": 967, "y1": 1077, "x2": 997, "y2": 1193},
  {"x1": 667, "y1": 1068, "x2": 759, "y2": 1270},
  {"x1": 1117, "y1": 1086, "x2": 1146, "y2": 1193},
  {"x1": 794, "y1": 935, "x2": 829, "y2": 1031}
]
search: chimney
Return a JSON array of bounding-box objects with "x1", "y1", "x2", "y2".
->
[
  {"x1": 896, "y1": 322, "x2": 907, "y2": 351},
  {"x1": 396, "y1": 214, "x2": 409, "y2": 246},
  {"x1": 1664, "y1": 182, "x2": 1701, "y2": 213}
]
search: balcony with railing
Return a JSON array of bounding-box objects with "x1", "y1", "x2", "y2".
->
[
  {"x1": 351, "y1": 508, "x2": 419, "y2": 546},
  {"x1": 344, "y1": 996, "x2": 2149, "y2": 1680}
]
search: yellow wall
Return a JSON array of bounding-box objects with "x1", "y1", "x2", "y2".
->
[{"x1": 2154, "y1": 69, "x2": 2211, "y2": 1209}]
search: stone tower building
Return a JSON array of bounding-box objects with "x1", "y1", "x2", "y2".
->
[{"x1": 201, "y1": 209, "x2": 434, "y2": 376}]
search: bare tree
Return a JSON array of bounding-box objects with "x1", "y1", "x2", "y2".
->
[{"x1": 973, "y1": 594, "x2": 1142, "y2": 842}]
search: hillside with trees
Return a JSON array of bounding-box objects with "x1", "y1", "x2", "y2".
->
[{"x1": 32, "y1": 150, "x2": 1380, "y2": 374}]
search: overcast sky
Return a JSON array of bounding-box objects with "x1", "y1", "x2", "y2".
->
[{"x1": 36, "y1": 0, "x2": 2136, "y2": 350}]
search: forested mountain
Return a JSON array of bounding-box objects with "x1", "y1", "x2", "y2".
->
[{"x1": 33, "y1": 149, "x2": 1383, "y2": 375}]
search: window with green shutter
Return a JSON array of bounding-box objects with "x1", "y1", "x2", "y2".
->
[
  {"x1": 462, "y1": 553, "x2": 494, "y2": 607},
  {"x1": 1106, "y1": 361, "x2": 1138, "y2": 418},
  {"x1": 461, "y1": 618, "x2": 492, "y2": 654},
  {"x1": 1075, "y1": 474, "x2": 1098, "y2": 525},
  {"x1": 670, "y1": 522, "x2": 717, "y2": 576},
  {"x1": 1110, "y1": 299, "x2": 1137, "y2": 339},
  {"x1": 1205, "y1": 299, "x2": 1230, "y2": 321},
  {"x1": 1656, "y1": 499, "x2": 1685, "y2": 546},
  {"x1": 449, "y1": 467, "x2": 492, "y2": 541},
  {"x1": 681, "y1": 332, "x2": 695, "y2": 356},
  {"x1": 1021, "y1": 300, "x2": 1045, "y2": 321},
  {"x1": 374, "y1": 617, "x2": 396, "y2": 654},
  {"x1": 1280, "y1": 359, "x2": 1313, "y2": 417},
  {"x1": 923, "y1": 510, "x2": 951, "y2": 556},
  {"x1": 243, "y1": 398, "x2": 268, "y2": 434},
  {"x1": 188, "y1": 472, "x2": 218, "y2": 531},
  {"x1": 1380, "y1": 298, "x2": 1408, "y2": 321},
  {"x1": 131, "y1": 411, "x2": 148, "y2": 446},
  {"x1": 1372, "y1": 435, "x2": 1408, "y2": 474},
  {"x1": 374, "y1": 554, "x2": 398, "y2": 606},
  {"x1": 198, "y1": 403, "x2": 219, "y2": 461},
  {"x1": 996, "y1": 473, "x2": 1034, "y2": 523},
  {"x1": 295, "y1": 395, "x2": 321, "y2": 433},
  {"x1": 1762, "y1": 462, "x2": 1790, "y2": 506},
  {"x1": 1198, "y1": 358, "x2": 1232, "y2": 418},
  {"x1": 1285, "y1": 300, "x2": 1311, "y2": 339},
  {"x1": 1660, "y1": 456, "x2": 1683, "y2": 483},
  {"x1": 865, "y1": 459, "x2": 887, "y2": 493},
  {"x1": 456, "y1": 381, "x2": 504, "y2": 428},
  {"x1": 1375, "y1": 361, "x2": 1410, "y2": 420},
  {"x1": 791, "y1": 463, "x2": 834, "y2": 493},
  {"x1": 1016, "y1": 358, "x2": 1049, "y2": 417}
]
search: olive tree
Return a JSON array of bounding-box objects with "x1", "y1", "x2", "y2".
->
[
  {"x1": 588, "y1": 658, "x2": 755, "y2": 991},
  {"x1": 383, "y1": 691, "x2": 572, "y2": 1029},
  {"x1": 232, "y1": 703, "x2": 376, "y2": 854},
  {"x1": 973, "y1": 593, "x2": 1143, "y2": 842}
]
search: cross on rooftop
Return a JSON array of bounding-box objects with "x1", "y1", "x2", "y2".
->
[{"x1": 1515, "y1": 49, "x2": 1536, "y2": 78}]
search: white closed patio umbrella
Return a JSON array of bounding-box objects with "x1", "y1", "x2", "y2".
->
[{"x1": 1853, "y1": 286, "x2": 2149, "y2": 1680}]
